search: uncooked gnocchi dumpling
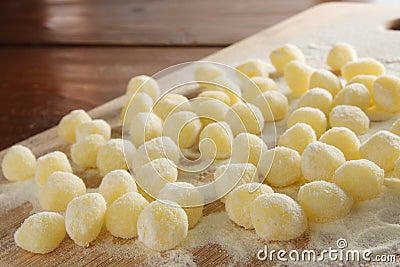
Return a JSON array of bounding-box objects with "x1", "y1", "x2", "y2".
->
[
  {"x1": 301, "y1": 141, "x2": 346, "y2": 182},
  {"x1": 65, "y1": 193, "x2": 107, "y2": 247},
  {"x1": 329, "y1": 105, "x2": 369, "y2": 135},
  {"x1": 284, "y1": 60, "x2": 314, "y2": 96},
  {"x1": 231, "y1": 133, "x2": 268, "y2": 171},
  {"x1": 199, "y1": 121, "x2": 233, "y2": 160},
  {"x1": 332, "y1": 159, "x2": 384, "y2": 202},
  {"x1": 252, "y1": 90, "x2": 288, "y2": 122},
  {"x1": 126, "y1": 75, "x2": 160, "y2": 101},
  {"x1": 75, "y1": 119, "x2": 111, "y2": 142},
  {"x1": 14, "y1": 212, "x2": 66, "y2": 254},
  {"x1": 58, "y1": 109, "x2": 92, "y2": 143},
  {"x1": 195, "y1": 98, "x2": 229, "y2": 126},
  {"x1": 225, "y1": 183, "x2": 273, "y2": 229},
  {"x1": 270, "y1": 44, "x2": 305, "y2": 74},
  {"x1": 2, "y1": 145, "x2": 36, "y2": 182},
  {"x1": 326, "y1": 42, "x2": 358, "y2": 72},
  {"x1": 121, "y1": 93, "x2": 153, "y2": 127},
  {"x1": 250, "y1": 193, "x2": 307, "y2": 241},
  {"x1": 309, "y1": 69, "x2": 342, "y2": 96},
  {"x1": 319, "y1": 127, "x2": 360, "y2": 160},
  {"x1": 242, "y1": 77, "x2": 277, "y2": 102},
  {"x1": 287, "y1": 107, "x2": 327, "y2": 138},
  {"x1": 235, "y1": 59, "x2": 269, "y2": 79},
  {"x1": 194, "y1": 63, "x2": 226, "y2": 82},
  {"x1": 278, "y1": 123, "x2": 316, "y2": 154},
  {"x1": 341, "y1": 58, "x2": 385, "y2": 81},
  {"x1": 365, "y1": 105, "x2": 398, "y2": 122},
  {"x1": 225, "y1": 103, "x2": 264, "y2": 136},
  {"x1": 333, "y1": 83, "x2": 370, "y2": 110},
  {"x1": 347, "y1": 74, "x2": 376, "y2": 100},
  {"x1": 372, "y1": 75, "x2": 400, "y2": 113},
  {"x1": 105, "y1": 192, "x2": 149, "y2": 239},
  {"x1": 35, "y1": 151, "x2": 72, "y2": 186},
  {"x1": 137, "y1": 200, "x2": 188, "y2": 251},
  {"x1": 128, "y1": 112, "x2": 163, "y2": 148},
  {"x1": 359, "y1": 130, "x2": 400, "y2": 172},
  {"x1": 204, "y1": 76, "x2": 242, "y2": 105},
  {"x1": 153, "y1": 94, "x2": 192, "y2": 120},
  {"x1": 297, "y1": 88, "x2": 333, "y2": 116},
  {"x1": 98, "y1": 169, "x2": 138, "y2": 205},
  {"x1": 298, "y1": 181, "x2": 353, "y2": 223},
  {"x1": 70, "y1": 134, "x2": 106, "y2": 168},
  {"x1": 194, "y1": 91, "x2": 231, "y2": 108}
]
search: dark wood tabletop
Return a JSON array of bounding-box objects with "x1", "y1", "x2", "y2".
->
[{"x1": 0, "y1": 0, "x2": 367, "y2": 150}]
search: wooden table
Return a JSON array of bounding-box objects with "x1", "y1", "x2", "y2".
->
[{"x1": 0, "y1": 0, "x2": 367, "y2": 150}]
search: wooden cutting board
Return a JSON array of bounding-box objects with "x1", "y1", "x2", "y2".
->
[{"x1": 1, "y1": 2, "x2": 400, "y2": 266}]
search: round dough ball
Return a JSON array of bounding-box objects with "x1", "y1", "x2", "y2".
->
[
  {"x1": 235, "y1": 59, "x2": 269, "y2": 79},
  {"x1": 199, "y1": 121, "x2": 233, "y2": 160},
  {"x1": 97, "y1": 139, "x2": 136, "y2": 176},
  {"x1": 158, "y1": 182, "x2": 204, "y2": 229},
  {"x1": 287, "y1": 107, "x2": 327, "y2": 138},
  {"x1": 128, "y1": 112, "x2": 163, "y2": 148},
  {"x1": 153, "y1": 94, "x2": 192, "y2": 120},
  {"x1": 105, "y1": 192, "x2": 149, "y2": 239},
  {"x1": 126, "y1": 75, "x2": 160, "y2": 101},
  {"x1": 341, "y1": 58, "x2": 385, "y2": 81},
  {"x1": 278, "y1": 123, "x2": 317, "y2": 154},
  {"x1": 14, "y1": 212, "x2": 65, "y2": 254},
  {"x1": 65, "y1": 193, "x2": 107, "y2": 247},
  {"x1": 333, "y1": 83, "x2": 371, "y2": 110},
  {"x1": 71, "y1": 134, "x2": 106, "y2": 168},
  {"x1": 121, "y1": 92, "x2": 153, "y2": 126},
  {"x1": 204, "y1": 76, "x2": 242, "y2": 105},
  {"x1": 58, "y1": 109, "x2": 92, "y2": 143},
  {"x1": 75, "y1": 119, "x2": 111, "y2": 142},
  {"x1": 225, "y1": 103, "x2": 264, "y2": 136},
  {"x1": 194, "y1": 63, "x2": 225, "y2": 82},
  {"x1": 301, "y1": 141, "x2": 346, "y2": 182},
  {"x1": 231, "y1": 132, "x2": 268, "y2": 171},
  {"x1": 194, "y1": 91, "x2": 231, "y2": 108},
  {"x1": 390, "y1": 118, "x2": 400, "y2": 136},
  {"x1": 329, "y1": 105, "x2": 369, "y2": 135},
  {"x1": 319, "y1": 127, "x2": 360, "y2": 160},
  {"x1": 297, "y1": 88, "x2": 333, "y2": 116},
  {"x1": 132, "y1": 136, "x2": 180, "y2": 173},
  {"x1": 359, "y1": 130, "x2": 400, "y2": 172},
  {"x1": 137, "y1": 200, "x2": 188, "y2": 251},
  {"x1": 35, "y1": 151, "x2": 72, "y2": 186},
  {"x1": 213, "y1": 163, "x2": 258, "y2": 202},
  {"x1": 195, "y1": 98, "x2": 229, "y2": 126},
  {"x1": 365, "y1": 105, "x2": 398, "y2": 122},
  {"x1": 309, "y1": 69, "x2": 342, "y2": 96},
  {"x1": 135, "y1": 158, "x2": 178, "y2": 199},
  {"x1": 260, "y1": 146, "x2": 302, "y2": 187},
  {"x1": 332, "y1": 159, "x2": 384, "y2": 202},
  {"x1": 242, "y1": 77, "x2": 277, "y2": 102},
  {"x1": 284, "y1": 60, "x2": 314, "y2": 96},
  {"x1": 252, "y1": 90, "x2": 288, "y2": 122},
  {"x1": 98, "y1": 169, "x2": 138, "y2": 205},
  {"x1": 373, "y1": 75, "x2": 400, "y2": 112},
  {"x1": 326, "y1": 42, "x2": 358, "y2": 72},
  {"x1": 250, "y1": 193, "x2": 307, "y2": 241},
  {"x1": 40, "y1": 171, "x2": 86, "y2": 211},
  {"x1": 347, "y1": 75, "x2": 376, "y2": 104},
  {"x1": 298, "y1": 181, "x2": 353, "y2": 223},
  {"x1": 270, "y1": 44, "x2": 305, "y2": 74},
  {"x1": 163, "y1": 111, "x2": 202, "y2": 149},
  {"x1": 2, "y1": 145, "x2": 36, "y2": 182},
  {"x1": 225, "y1": 183, "x2": 273, "y2": 229}
]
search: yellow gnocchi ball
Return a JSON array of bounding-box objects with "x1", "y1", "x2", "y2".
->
[
  {"x1": 158, "y1": 182, "x2": 204, "y2": 229},
  {"x1": 333, "y1": 159, "x2": 384, "y2": 202},
  {"x1": 235, "y1": 59, "x2": 269, "y2": 79},
  {"x1": 99, "y1": 170, "x2": 138, "y2": 205},
  {"x1": 121, "y1": 93, "x2": 153, "y2": 126},
  {"x1": 199, "y1": 122, "x2": 233, "y2": 160},
  {"x1": 205, "y1": 76, "x2": 242, "y2": 105},
  {"x1": 372, "y1": 75, "x2": 400, "y2": 112},
  {"x1": 252, "y1": 90, "x2": 288, "y2": 122},
  {"x1": 153, "y1": 94, "x2": 192, "y2": 120},
  {"x1": 97, "y1": 139, "x2": 136, "y2": 176},
  {"x1": 359, "y1": 130, "x2": 400, "y2": 172},
  {"x1": 329, "y1": 105, "x2": 369, "y2": 135},
  {"x1": 131, "y1": 136, "x2": 179, "y2": 173},
  {"x1": 126, "y1": 75, "x2": 160, "y2": 101},
  {"x1": 365, "y1": 105, "x2": 398, "y2": 122},
  {"x1": 319, "y1": 127, "x2": 360, "y2": 160},
  {"x1": 231, "y1": 132, "x2": 268, "y2": 170},
  {"x1": 137, "y1": 200, "x2": 188, "y2": 251},
  {"x1": 195, "y1": 63, "x2": 226, "y2": 82},
  {"x1": 14, "y1": 212, "x2": 65, "y2": 254},
  {"x1": 298, "y1": 181, "x2": 353, "y2": 223},
  {"x1": 287, "y1": 107, "x2": 327, "y2": 138},
  {"x1": 128, "y1": 112, "x2": 163, "y2": 148},
  {"x1": 250, "y1": 193, "x2": 307, "y2": 241},
  {"x1": 75, "y1": 119, "x2": 111, "y2": 142},
  {"x1": 213, "y1": 163, "x2": 258, "y2": 202},
  {"x1": 225, "y1": 183, "x2": 273, "y2": 229},
  {"x1": 225, "y1": 103, "x2": 264, "y2": 136},
  {"x1": 65, "y1": 193, "x2": 107, "y2": 247},
  {"x1": 301, "y1": 141, "x2": 346, "y2": 182},
  {"x1": 270, "y1": 44, "x2": 305, "y2": 74},
  {"x1": 309, "y1": 69, "x2": 342, "y2": 96},
  {"x1": 260, "y1": 146, "x2": 302, "y2": 187},
  {"x1": 278, "y1": 123, "x2": 317, "y2": 154},
  {"x1": 341, "y1": 58, "x2": 385, "y2": 81},
  {"x1": 326, "y1": 42, "x2": 358, "y2": 72},
  {"x1": 35, "y1": 151, "x2": 72, "y2": 186},
  {"x1": 195, "y1": 98, "x2": 229, "y2": 126},
  {"x1": 242, "y1": 77, "x2": 277, "y2": 102},
  {"x1": 297, "y1": 88, "x2": 333, "y2": 116},
  {"x1": 390, "y1": 118, "x2": 400, "y2": 136},
  {"x1": 284, "y1": 60, "x2": 314, "y2": 96},
  {"x1": 58, "y1": 109, "x2": 92, "y2": 143},
  {"x1": 163, "y1": 111, "x2": 202, "y2": 149},
  {"x1": 347, "y1": 74, "x2": 376, "y2": 102},
  {"x1": 2, "y1": 145, "x2": 36, "y2": 182},
  {"x1": 71, "y1": 134, "x2": 106, "y2": 168},
  {"x1": 40, "y1": 172, "x2": 86, "y2": 211},
  {"x1": 105, "y1": 192, "x2": 149, "y2": 239},
  {"x1": 135, "y1": 158, "x2": 178, "y2": 199},
  {"x1": 333, "y1": 83, "x2": 371, "y2": 110},
  {"x1": 194, "y1": 91, "x2": 231, "y2": 108}
]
